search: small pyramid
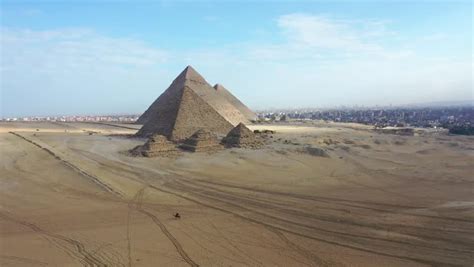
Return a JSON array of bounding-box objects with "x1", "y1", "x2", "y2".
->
[
  {"x1": 222, "y1": 123, "x2": 262, "y2": 148},
  {"x1": 130, "y1": 134, "x2": 178, "y2": 157},
  {"x1": 180, "y1": 129, "x2": 222, "y2": 152},
  {"x1": 213, "y1": 84, "x2": 257, "y2": 121}
]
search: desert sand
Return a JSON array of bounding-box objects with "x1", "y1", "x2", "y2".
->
[{"x1": 1, "y1": 121, "x2": 473, "y2": 266}]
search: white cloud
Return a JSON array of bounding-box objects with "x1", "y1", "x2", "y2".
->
[
  {"x1": 277, "y1": 14, "x2": 385, "y2": 54},
  {"x1": 1, "y1": 27, "x2": 170, "y2": 117},
  {"x1": 241, "y1": 13, "x2": 413, "y2": 63},
  {"x1": 1, "y1": 13, "x2": 471, "y2": 116},
  {"x1": 1, "y1": 27, "x2": 168, "y2": 73},
  {"x1": 186, "y1": 14, "x2": 471, "y2": 109}
]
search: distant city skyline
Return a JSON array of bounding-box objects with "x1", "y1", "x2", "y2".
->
[
  {"x1": 3, "y1": 99, "x2": 472, "y2": 120},
  {"x1": 1, "y1": 0, "x2": 472, "y2": 117}
]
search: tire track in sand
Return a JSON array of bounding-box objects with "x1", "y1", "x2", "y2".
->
[
  {"x1": 9, "y1": 132, "x2": 122, "y2": 197},
  {"x1": 42, "y1": 144, "x2": 469, "y2": 266},
  {"x1": 8, "y1": 132, "x2": 199, "y2": 267},
  {"x1": 0, "y1": 211, "x2": 111, "y2": 266},
  {"x1": 64, "y1": 149, "x2": 467, "y2": 266},
  {"x1": 147, "y1": 184, "x2": 463, "y2": 267},
  {"x1": 132, "y1": 188, "x2": 199, "y2": 267}
]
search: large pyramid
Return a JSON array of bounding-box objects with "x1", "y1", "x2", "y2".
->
[
  {"x1": 213, "y1": 84, "x2": 256, "y2": 121},
  {"x1": 137, "y1": 66, "x2": 255, "y2": 126},
  {"x1": 136, "y1": 66, "x2": 251, "y2": 140}
]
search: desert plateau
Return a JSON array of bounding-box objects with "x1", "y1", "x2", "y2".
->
[{"x1": 1, "y1": 121, "x2": 473, "y2": 266}]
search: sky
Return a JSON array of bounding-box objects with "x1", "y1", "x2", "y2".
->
[{"x1": 0, "y1": 0, "x2": 472, "y2": 117}]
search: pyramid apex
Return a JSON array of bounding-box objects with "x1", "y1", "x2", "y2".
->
[
  {"x1": 182, "y1": 65, "x2": 198, "y2": 77},
  {"x1": 184, "y1": 65, "x2": 195, "y2": 71},
  {"x1": 213, "y1": 83, "x2": 224, "y2": 90},
  {"x1": 175, "y1": 65, "x2": 207, "y2": 84}
]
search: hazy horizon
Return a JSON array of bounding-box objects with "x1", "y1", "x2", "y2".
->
[
  {"x1": 3, "y1": 98, "x2": 473, "y2": 119},
  {"x1": 1, "y1": 1, "x2": 472, "y2": 117}
]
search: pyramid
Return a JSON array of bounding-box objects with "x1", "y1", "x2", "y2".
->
[
  {"x1": 136, "y1": 66, "x2": 252, "y2": 136},
  {"x1": 136, "y1": 66, "x2": 243, "y2": 140},
  {"x1": 130, "y1": 134, "x2": 178, "y2": 157},
  {"x1": 222, "y1": 123, "x2": 263, "y2": 148},
  {"x1": 179, "y1": 129, "x2": 222, "y2": 152},
  {"x1": 213, "y1": 84, "x2": 257, "y2": 121}
]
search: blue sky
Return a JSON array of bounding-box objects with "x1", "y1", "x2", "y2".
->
[{"x1": 1, "y1": 0, "x2": 472, "y2": 117}]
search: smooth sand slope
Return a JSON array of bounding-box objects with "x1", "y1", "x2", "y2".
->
[{"x1": 1, "y1": 121, "x2": 473, "y2": 266}]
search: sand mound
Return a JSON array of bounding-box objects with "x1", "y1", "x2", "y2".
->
[
  {"x1": 355, "y1": 144, "x2": 371, "y2": 149},
  {"x1": 416, "y1": 149, "x2": 435, "y2": 155},
  {"x1": 298, "y1": 146, "x2": 330, "y2": 157},
  {"x1": 376, "y1": 127, "x2": 415, "y2": 136}
]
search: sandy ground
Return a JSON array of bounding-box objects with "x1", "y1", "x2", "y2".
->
[{"x1": 0, "y1": 121, "x2": 473, "y2": 267}]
